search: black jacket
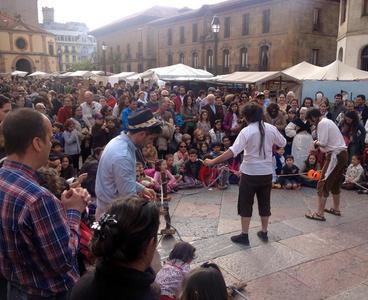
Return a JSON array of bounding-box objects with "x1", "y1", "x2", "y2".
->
[
  {"x1": 80, "y1": 155, "x2": 99, "y2": 197},
  {"x1": 70, "y1": 263, "x2": 159, "y2": 300}
]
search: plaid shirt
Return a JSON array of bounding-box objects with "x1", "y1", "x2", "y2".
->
[{"x1": 0, "y1": 160, "x2": 81, "y2": 297}]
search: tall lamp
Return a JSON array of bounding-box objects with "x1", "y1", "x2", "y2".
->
[
  {"x1": 211, "y1": 16, "x2": 220, "y2": 75},
  {"x1": 101, "y1": 42, "x2": 107, "y2": 75}
]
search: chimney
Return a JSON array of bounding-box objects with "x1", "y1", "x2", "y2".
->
[{"x1": 42, "y1": 7, "x2": 54, "y2": 24}]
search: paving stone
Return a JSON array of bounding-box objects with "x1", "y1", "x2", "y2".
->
[
  {"x1": 171, "y1": 216, "x2": 218, "y2": 238},
  {"x1": 347, "y1": 243, "x2": 368, "y2": 261},
  {"x1": 279, "y1": 232, "x2": 345, "y2": 260},
  {"x1": 284, "y1": 251, "x2": 367, "y2": 298},
  {"x1": 325, "y1": 284, "x2": 368, "y2": 300},
  {"x1": 244, "y1": 271, "x2": 323, "y2": 300},
  {"x1": 173, "y1": 201, "x2": 220, "y2": 218},
  {"x1": 213, "y1": 242, "x2": 306, "y2": 282},
  {"x1": 282, "y1": 216, "x2": 332, "y2": 234}
]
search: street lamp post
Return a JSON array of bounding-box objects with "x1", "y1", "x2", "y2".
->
[
  {"x1": 211, "y1": 16, "x2": 220, "y2": 75},
  {"x1": 101, "y1": 42, "x2": 107, "y2": 75},
  {"x1": 57, "y1": 48, "x2": 62, "y2": 72}
]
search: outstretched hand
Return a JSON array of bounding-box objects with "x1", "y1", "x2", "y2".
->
[{"x1": 203, "y1": 159, "x2": 214, "y2": 167}]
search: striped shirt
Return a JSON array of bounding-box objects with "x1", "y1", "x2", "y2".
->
[{"x1": 0, "y1": 160, "x2": 81, "y2": 297}]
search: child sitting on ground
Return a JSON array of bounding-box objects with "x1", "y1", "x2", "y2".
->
[
  {"x1": 198, "y1": 142, "x2": 210, "y2": 160},
  {"x1": 165, "y1": 153, "x2": 182, "y2": 182},
  {"x1": 183, "y1": 149, "x2": 203, "y2": 188},
  {"x1": 272, "y1": 146, "x2": 285, "y2": 188},
  {"x1": 342, "y1": 154, "x2": 364, "y2": 190},
  {"x1": 153, "y1": 159, "x2": 178, "y2": 193},
  {"x1": 136, "y1": 161, "x2": 155, "y2": 188},
  {"x1": 279, "y1": 155, "x2": 301, "y2": 190},
  {"x1": 142, "y1": 143, "x2": 158, "y2": 168},
  {"x1": 155, "y1": 242, "x2": 196, "y2": 300},
  {"x1": 210, "y1": 142, "x2": 224, "y2": 158},
  {"x1": 300, "y1": 153, "x2": 320, "y2": 188}
]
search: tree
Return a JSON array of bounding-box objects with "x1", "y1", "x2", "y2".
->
[{"x1": 68, "y1": 60, "x2": 97, "y2": 71}]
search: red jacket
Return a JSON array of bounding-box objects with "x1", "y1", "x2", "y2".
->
[
  {"x1": 174, "y1": 95, "x2": 185, "y2": 113},
  {"x1": 106, "y1": 96, "x2": 117, "y2": 108},
  {"x1": 57, "y1": 106, "x2": 72, "y2": 124}
]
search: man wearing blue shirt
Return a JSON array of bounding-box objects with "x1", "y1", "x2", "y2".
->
[
  {"x1": 121, "y1": 98, "x2": 138, "y2": 132},
  {"x1": 96, "y1": 109, "x2": 161, "y2": 219}
]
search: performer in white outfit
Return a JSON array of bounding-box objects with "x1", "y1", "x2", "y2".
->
[{"x1": 305, "y1": 108, "x2": 348, "y2": 221}]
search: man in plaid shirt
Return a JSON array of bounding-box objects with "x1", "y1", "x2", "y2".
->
[{"x1": 0, "y1": 108, "x2": 90, "y2": 299}]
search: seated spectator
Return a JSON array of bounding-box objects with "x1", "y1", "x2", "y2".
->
[
  {"x1": 143, "y1": 143, "x2": 158, "y2": 167},
  {"x1": 198, "y1": 142, "x2": 210, "y2": 160},
  {"x1": 300, "y1": 153, "x2": 320, "y2": 188},
  {"x1": 342, "y1": 155, "x2": 364, "y2": 190},
  {"x1": 179, "y1": 262, "x2": 228, "y2": 300},
  {"x1": 165, "y1": 153, "x2": 181, "y2": 181},
  {"x1": 153, "y1": 159, "x2": 177, "y2": 193},
  {"x1": 279, "y1": 155, "x2": 301, "y2": 190},
  {"x1": 156, "y1": 242, "x2": 196, "y2": 300},
  {"x1": 183, "y1": 149, "x2": 203, "y2": 188},
  {"x1": 209, "y1": 119, "x2": 226, "y2": 144},
  {"x1": 210, "y1": 142, "x2": 223, "y2": 158},
  {"x1": 70, "y1": 196, "x2": 160, "y2": 300},
  {"x1": 173, "y1": 142, "x2": 188, "y2": 171},
  {"x1": 60, "y1": 154, "x2": 75, "y2": 180},
  {"x1": 136, "y1": 161, "x2": 155, "y2": 188}
]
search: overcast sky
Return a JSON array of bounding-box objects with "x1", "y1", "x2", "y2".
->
[{"x1": 38, "y1": 0, "x2": 224, "y2": 30}]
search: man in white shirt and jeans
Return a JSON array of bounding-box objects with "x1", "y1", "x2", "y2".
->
[
  {"x1": 204, "y1": 103, "x2": 286, "y2": 246},
  {"x1": 305, "y1": 108, "x2": 348, "y2": 221}
]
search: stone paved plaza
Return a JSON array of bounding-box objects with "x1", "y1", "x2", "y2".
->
[{"x1": 157, "y1": 186, "x2": 368, "y2": 300}]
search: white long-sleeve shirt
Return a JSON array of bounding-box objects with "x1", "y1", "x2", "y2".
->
[
  {"x1": 230, "y1": 122, "x2": 286, "y2": 175},
  {"x1": 317, "y1": 117, "x2": 346, "y2": 153},
  {"x1": 344, "y1": 163, "x2": 364, "y2": 183}
]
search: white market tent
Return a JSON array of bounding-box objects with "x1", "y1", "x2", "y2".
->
[
  {"x1": 69, "y1": 70, "x2": 94, "y2": 78},
  {"x1": 139, "y1": 64, "x2": 213, "y2": 81},
  {"x1": 290, "y1": 60, "x2": 368, "y2": 101},
  {"x1": 282, "y1": 61, "x2": 322, "y2": 80},
  {"x1": 11, "y1": 70, "x2": 28, "y2": 77},
  {"x1": 28, "y1": 71, "x2": 50, "y2": 78},
  {"x1": 214, "y1": 71, "x2": 301, "y2": 84},
  {"x1": 108, "y1": 72, "x2": 138, "y2": 85},
  {"x1": 303, "y1": 60, "x2": 368, "y2": 81}
]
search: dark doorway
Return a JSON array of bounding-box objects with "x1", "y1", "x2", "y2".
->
[{"x1": 15, "y1": 59, "x2": 32, "y2": 73}]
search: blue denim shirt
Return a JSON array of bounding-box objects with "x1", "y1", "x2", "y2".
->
[{"x1": 95, "y1": 132, "x2": 144, "y2": 210}]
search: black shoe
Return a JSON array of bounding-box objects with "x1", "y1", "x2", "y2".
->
[
  {"x1": 231, "y1": 233, "x2": 249, "y2": 245},
  {"x1": 257, "y1": 230, "x2": 268, "y2": 242}
]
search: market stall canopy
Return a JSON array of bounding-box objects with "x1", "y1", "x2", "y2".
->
[
  {"x1": 91, "y1": 71, "x2": 115, "y2": 76},
  {"x1": 303, "y1": 60, "x2": 368, "y2": 81},
  {"x1": 11, "y1": 70, "x2": 28, "y2": 77},
  {"x1": 215, "y1": 71, "x2": 300, "y2": 84},
  {"x1": 69, "y1": 70, "x2": 94, "y2": 78},
  {"x1": 282, "y1": 61, "x2": 322, "y2": 80},
  {"x1": 139, "y1": 64, "x2": 213, "y2": 81},
  {"x1": 58, "y1": 72, "x2": 74, "y2": 77},
  {"x1": 108, "y1": 72, "x2": 138, "y2": 85},
  {"x1": 28, "y1": 71, "x2": 50, "y2": 78}
]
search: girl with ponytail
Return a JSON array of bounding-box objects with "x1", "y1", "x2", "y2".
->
[{"x1": 204, "y1": 102, "x2": 286, "y2": 246}]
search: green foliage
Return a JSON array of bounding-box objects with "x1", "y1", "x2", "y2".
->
[{"x1": 68, "y1": 60, "x2": 97, "y2": 71}]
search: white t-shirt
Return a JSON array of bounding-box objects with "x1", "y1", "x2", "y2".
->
[
  {"x1": 317, "y1": 117, "x2": 346, "y2": 153},
  {"x1": 230, "y1": 122, "x2": 286, "y2": 175}
]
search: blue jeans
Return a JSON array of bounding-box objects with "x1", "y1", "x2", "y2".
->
[{"x1": 7, "y1": 283, "x2": 68, "y2": 300}]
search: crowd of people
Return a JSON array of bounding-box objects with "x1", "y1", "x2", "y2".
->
[{"x1": 0, "y1": 74, "x2": 367, "y2": 299}]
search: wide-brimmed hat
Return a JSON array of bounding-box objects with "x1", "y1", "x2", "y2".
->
[{"x1": 128, "y1": 109, "x2": 161, "y2": 130}]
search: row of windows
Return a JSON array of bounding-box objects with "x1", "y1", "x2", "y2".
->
[
  {"x1": 167, "y1": 47, "x2": 265, "y2": 71},
  {"x1": 56, "y1": 35, "x2": 96, "y2": 43},
  {"x1": 341, "y1": 0, "x2": 368, "y2": 24},
  {"x1": 338, "y1": 45, "x2": 368, "y2": 71},
  {"x1": 167, "y1": 10, "x2": 271, "y2": 46},
  {"x1": 167, "y1": 47, "x2": 323, "y2": 71}
]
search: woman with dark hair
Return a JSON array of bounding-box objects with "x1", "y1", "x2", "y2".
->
[
  {"x1": 179, "y1": 263, "x2": 227, "y2": 300},
  {"x1": 264, "y1": 103, "x2": 287, "y2": 133},
  {"x1": 223, "y1": 102, "x2": 241, "y2": 142},
  {"x1": 301, "y1": 97, "x2": 313, "y2": 108},
  {"x1": 70, "y1": 196, "x2": 160, "y2": 300},
  {"x1": 204, "y1": 103, "x2": 286, "y2": 246},
  {"x1": 180, "y1": 94, "x2": 198, "y2": 135},
  {"x1": 339, "y1": 110, "x2": 366, "y2": 161}
]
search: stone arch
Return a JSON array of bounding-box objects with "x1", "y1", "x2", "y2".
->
[{"x1": 12, "y1": 55, "x2": 35, "y2": 73}]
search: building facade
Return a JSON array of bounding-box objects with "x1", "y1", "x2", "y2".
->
[
  {"x1": 92, "y1": 0, "x2": 340, "y2": 74},
  {"x1": 41, "y1": 7, "x2": 97, "y2": 72},
  {"x1": 0, "y1": 11, "x2": 58, "y2": 73},
  {"x1": 336, "y1": 0, "x2": 368, "y2": 71},
  {"x1": 0, "y1": 0, "x2": 39, "y2": 26}
]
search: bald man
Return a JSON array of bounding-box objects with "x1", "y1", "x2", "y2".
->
[{"x1": 80, "y1": 91, "x2": 102, "y2": 127}]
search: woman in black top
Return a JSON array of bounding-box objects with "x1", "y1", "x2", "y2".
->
[{"x1": 70, "y1": 196, "x2": 160, "y2": 300}]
